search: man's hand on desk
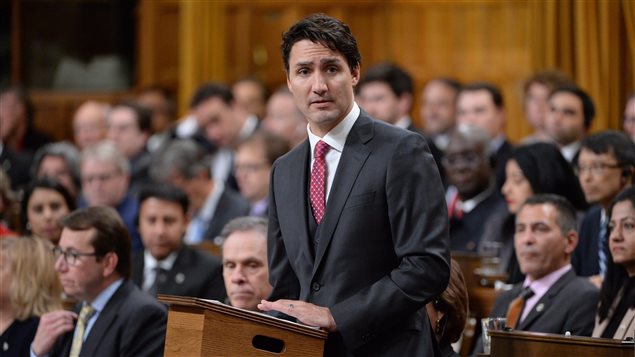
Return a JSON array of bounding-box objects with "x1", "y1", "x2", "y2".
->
[{"x1": 258, "y1": 299, "x2": 337, "y2": 332}]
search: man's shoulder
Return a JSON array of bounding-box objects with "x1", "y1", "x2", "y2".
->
[
  {"x1": 177, "y1": 245, "x2": 222, "y2": 269},
  {"x1": 117, "y1": 280, "x2": 167, "y2": 314}
]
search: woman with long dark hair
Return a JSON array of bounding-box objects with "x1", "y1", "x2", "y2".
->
[
  {"x1": 480, "y1": 142, "x2": 587, "y2": 283},
  {"x1": 593, "y1": 186, "x2": 635, "y2": 339}
]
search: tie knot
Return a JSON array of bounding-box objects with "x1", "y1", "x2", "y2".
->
[
  {"x1": 314, "y1": 140, "x2": 330, "y2": 159},
  {"x1": 520, "y1": 286, "x2": 535, "y2": 300},
  {"x1": 79, "y1": 304, "x2": 95, "y2": 322}
]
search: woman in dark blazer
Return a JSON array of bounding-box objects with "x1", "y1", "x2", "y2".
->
[
  {"x1": 593, "y1": 186, "x2": 635, "y2": 339},
  {"x1": 480, "y1": 142, "x2": 588, "y2": 283}
]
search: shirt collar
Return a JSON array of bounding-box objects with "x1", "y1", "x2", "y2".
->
[
  {"x1": 239, "y1": 115, "x2": 259, "y2": 141},
  {"x1": 394, "y1": 116, "x2": 412, "y2": 130},
  {"x1": 144, "y1": 249, "x2": 179, "y2": 272},
  {"x1": 523, "y1": 264, "x2": 572, "y2": 297},
  {"x1": 490, "y1": 135, "x2": 506, "y2": 153},
  {"x1": 307, "y1": 102, "x2": 360, "y2": 155},
  {"x1": 86, "y1": 278, "x2": 124, "y2": 312},
  {"x1": 459, "y1": 183, "x2": 495, "y2": 214},
  {"x1": 561, "y1": 141, "x2": 581, "y2": 162}
]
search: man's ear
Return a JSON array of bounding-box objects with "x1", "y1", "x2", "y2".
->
[
  {"x1": 351, "y1": 66, "x2": 360, "y2": 86},
  {"x1": 102, "y1": 252, "x2": 119, "y2": 277},
  {"x1": 564, "y1": 230, "x2": 579, "y2": 255}
]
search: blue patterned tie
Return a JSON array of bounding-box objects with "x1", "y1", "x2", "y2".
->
[{"x1": 598, "y1": 215, "x2": 607, "y2": 276}]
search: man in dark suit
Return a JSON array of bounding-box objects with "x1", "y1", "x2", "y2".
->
[
  {"x1": 477, "y1": 194, "x2": 598, "y2": 354},
  {"x1": 257, "y1": 14, "x2": 450, "y2": 356},
  {"x1": 131, "y1": 184, "x2": 226, "y2": 300},
  {"x1": 31, "y1": 207, "x2": 166, "y2": 357},
  {"x1": 150, "y1": 139, "x2": 250, "y2": 243},
  {"x1": 456, "y1": 82, "x2": 514, "y2": 189},
  {"x1": 356, "y1": 62, "x2": 445, "y2": 185},
  {"x1": 443, "y1": 124, "x2": 507, "y2": 252}
]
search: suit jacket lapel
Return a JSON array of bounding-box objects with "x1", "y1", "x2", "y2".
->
[
  {"x1": 81, "y1": 281, "x2": 129, "y2": 355},
  {"x1": 286, "y1": 141, "x2": 314, "y2": 260},
  {"x1": 312, "y1": 115, "x2": 373, "y2": 275},
  {"x1": 517, "y1": 270, "x2": 576, "y2": 330}
]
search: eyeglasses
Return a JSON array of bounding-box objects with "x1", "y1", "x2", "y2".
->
[
  {"x1": 53, "y1": 246, "x2": 101, "y2": 266},
  {"x1": 81, "y1": 171, "x2": 120, "y2": 184},
  {"x1": 573, "y1": 163, "x2": 621, "y2": 176}
]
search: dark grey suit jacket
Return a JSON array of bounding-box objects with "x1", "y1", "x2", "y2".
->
[
  {"x1": 131, "y1": 244, "x2": 226, "y2": 300},
  {"x1": 491, "y1": 269, "x2": 598, "y2": 334},
  {"x1": 268, "y1": 112, "x2": 450, "y2": 356},
  {"x1": 203, "y1": 187, "x2": 250, "y2": 241},
  {"x1": 51, "y1": 280, "x2": 166, "y2": 357}
]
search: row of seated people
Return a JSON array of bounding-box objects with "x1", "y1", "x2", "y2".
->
[{"x1": 1, "y1": 184, "x2": 633, "y2": 356}]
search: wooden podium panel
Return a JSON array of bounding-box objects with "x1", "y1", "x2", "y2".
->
[
  {"x1": 159, "y1": 295, "x2": 327, "y2": 357},
  {"x1": 489, "y1": 330, "x2": 634, "y2": 357}
]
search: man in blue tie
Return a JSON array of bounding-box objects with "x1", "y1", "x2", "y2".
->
[{"x1": 30, "y1": 207, "x2": 166, "y2": 357}]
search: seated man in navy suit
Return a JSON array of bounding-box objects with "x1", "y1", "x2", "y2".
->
[
  {"x1": 131, "y1": 184, "x2": 226, "y2": 300},
  {"x1": 474, "y1": 194, "x2": 598, "y2": 353},
  {"x1": 31, "y1": 207, "x2": 166, "y2": 357}
]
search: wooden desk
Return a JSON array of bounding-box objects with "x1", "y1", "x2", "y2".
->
[
  {"x1": 489, "y1": 330, "x2": 634, "y2": 357},
  {"x1": 159, "y1": 295, "x2": 327, "y2": 357}
]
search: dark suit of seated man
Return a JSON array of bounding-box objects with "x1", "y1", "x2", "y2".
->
[
  {"x1": 131, "y1": 184, "x2": 226, "y2": 300},
  {"x1": 474, "y1": 194, "x2": 598, "y2": 354},
  {"x1": 31, "y1": 207, "x2": 167, "y2": 357}
]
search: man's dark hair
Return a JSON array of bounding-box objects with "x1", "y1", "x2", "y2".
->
[
  {"x1": 281, "y1": 13, "x2": 361, "y2": 74},
  {"x1": 138, "y1": 184, "x2": 189, "y2": 215},
  {"x1": 459, "y1": 81, "x2": 504, "y2": 109},
  {"x1": 0, "y1": 85, "x2": 34, "y2": 126},
  {"x1": 357, "y1": 62, "x2": 413, "y2": 97},
  {"x1": 518, "y1": 194, "x2": 578, "y2": 236},
  {"x1": 579, "y1": 130, "x2": 635, "y2": 174},
  {"x1": 60, "y1": 207, "x2": 131, "y2": 279},
  {"x1": 189, "y1": 82, "x2": 234, "y2": 108},
  {"x1": 551, "y1": 85, "x2": 595, "y2": 129},
  {"x1": 112, "y1": 100, "x2": 152, "y2": 133},
  {"x1": 523, "y1": 69, "x2": 572, "y2": 94}
]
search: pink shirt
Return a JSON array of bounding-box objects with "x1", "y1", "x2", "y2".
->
[{"x1": 520, "y1": 264, "x2": 572, "y2": 322}]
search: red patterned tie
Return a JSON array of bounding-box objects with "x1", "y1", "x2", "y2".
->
[{"x1": 310, "y1": 140, "x2": 330, "y2": 224}]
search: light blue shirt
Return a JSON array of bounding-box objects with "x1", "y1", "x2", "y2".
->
[{"x1": 31, "y1": 279, "x2": 124, "y2": 357}]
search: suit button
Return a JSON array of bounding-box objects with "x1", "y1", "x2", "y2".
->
[{"x1": 312, "y1": 282, "x2": 321, "y2": 291}]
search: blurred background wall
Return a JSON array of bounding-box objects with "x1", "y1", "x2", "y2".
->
[{"x1": 3, "y1": 0, "x2": 634, "y2": 143}]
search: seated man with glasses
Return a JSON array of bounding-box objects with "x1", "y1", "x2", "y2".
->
[
  {"x1": 442, "y1": 124, "x2": 507, "y2": 252},
  {"x1": 573, "y1": 130, "x2": 635, "y2": 286},
  {"x1": 30, "y1": 206, "x2": 167, "y2": 357}
]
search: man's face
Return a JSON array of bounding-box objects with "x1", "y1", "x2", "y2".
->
[
  {"x1": 73, "y1": 103, "x2": 108, "y2": 150},
  {"x1": 545, "y1": 92, "x2": 586, "y2": 146},
  {"x1": 222, "y1": 230, "x2": 272, "y2": 311},
  {"x1": 514, "y1": 203, "x2": 576, "y2": 281},
  {"x1": 139, "y1": 198, "x2": 187, "y2": 261},
  {"x1": 456, "y1": 90, "x2": 503, "y2": 139},
  {"x1": 357, "y1": 82, "x2": 401, "y2": 124},
  {"x1": 286, "y1": 40, "x2": 360, "y2": 137},
  {"x1": 443, "y1": 138, "x2": 491, "y2": 200},
  {"x1": 524, "y1": 83, "x2": 551, "y2": 131},
  {"x1": 421, "y1": 81, "x2": 457, "y2": 135},
  {"x1": 235, "y1": 144, "x2": 271, "y2": 202},
  {"x1": 196, "y1": 97, "x2": 242, "y2": 149},
  {"x1": 233, "y1": 81, "x2": 266, "y2": 119},
  {"x1": 262, "y1": 93, "x2": 306, "y2": 146},
  {"x1": 81, "y1": 161, "x2": 128, "y2": 207},
  {"x1": 37, "y1": 155, "x2": 77, "y2": 198},
  {"x1": 55, "y1": 227, "x2": 109, "y2": 302},
  {"x1": 623, "y1": 98, "x2": 635, "y2": 141},
  {"x1": 577, "y1": 148, "x2": 626, "y2": 207},
  {"x1": 107, "y1": 107, "x2": 148, "y2": 159}
]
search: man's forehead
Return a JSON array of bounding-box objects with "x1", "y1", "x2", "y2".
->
[
  {"x1": 517, "y1": 204, "x2": 557, "y2": 222},
  {"x1": 60, "y1": 227, "x2": 96, "y2": 246}
]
